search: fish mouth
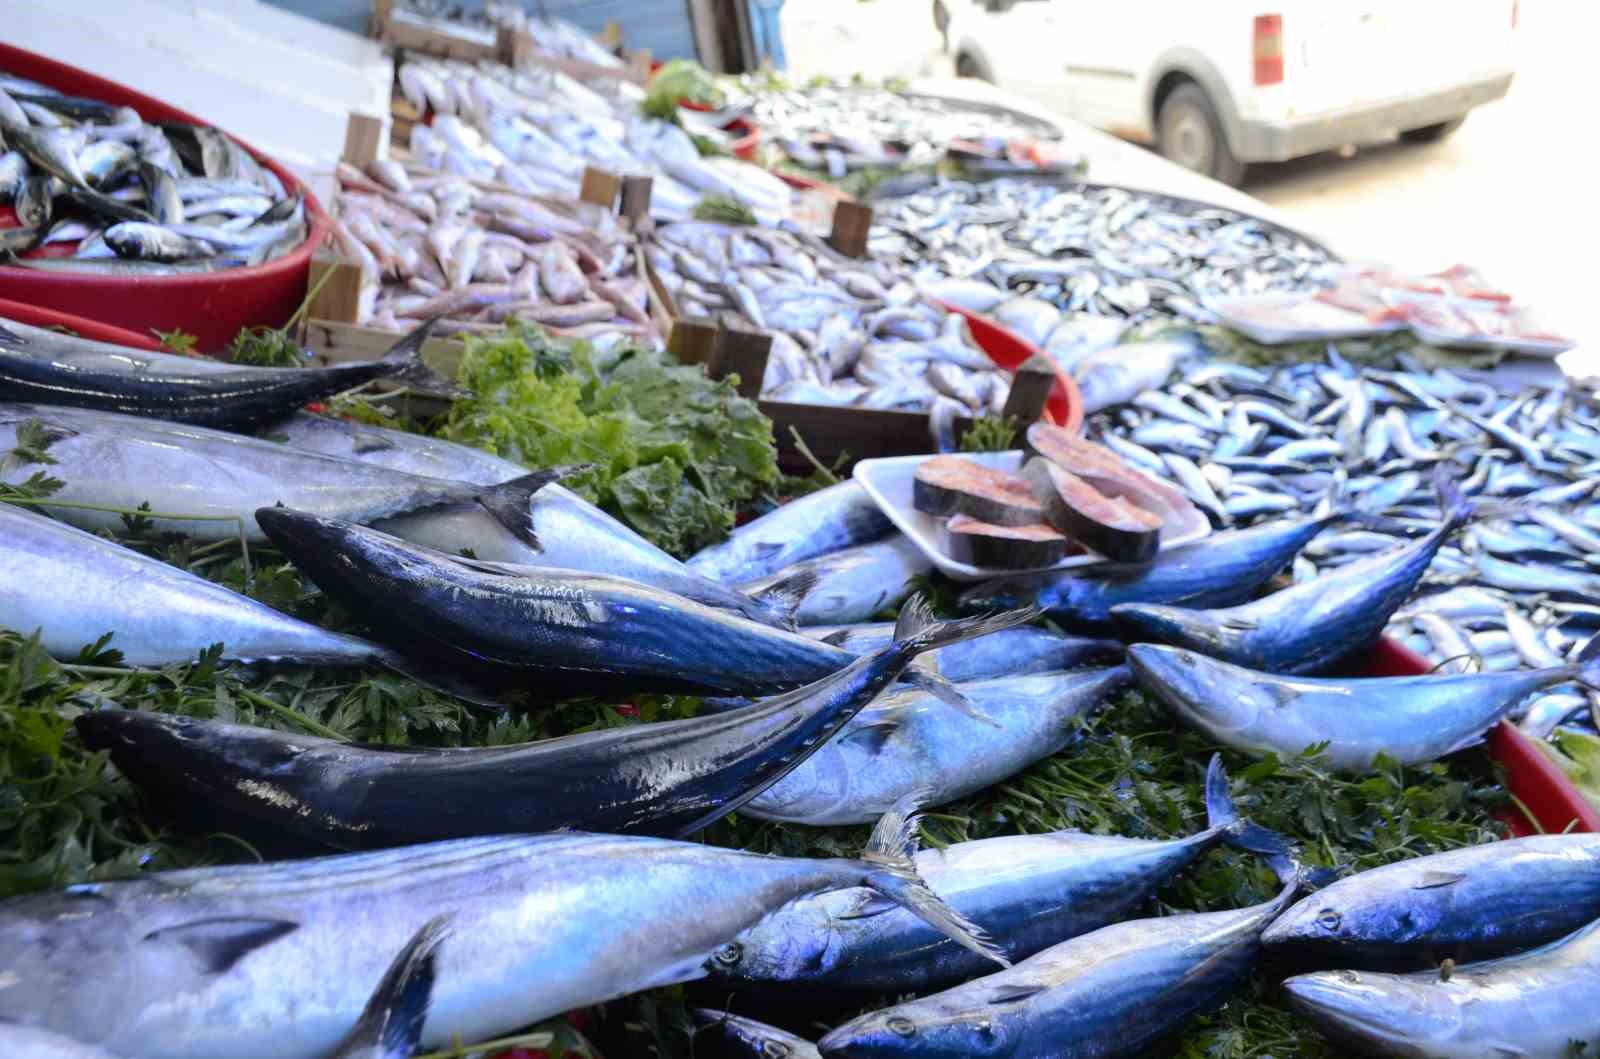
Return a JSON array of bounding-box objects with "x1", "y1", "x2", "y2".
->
[{"x1": 1282, "y1": 972, "x2": 1447, "y2": 1047}]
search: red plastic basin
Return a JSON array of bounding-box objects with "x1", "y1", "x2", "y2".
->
[
  {"x1": 0, "y1": 296, "x2": 163, "y2": 351},
  {"x1": 932, "y1": 298, "x2": 1082, "y2": 432},
  {"x1": 1364, "y1": 637, "x2": 1598, "y2": 836},
  {"x1": 679, "y1": 100, "x2": 760, "y2": 160},
  {"x1": 0, "y1": 43, "x2": 330, "y2": 354}
]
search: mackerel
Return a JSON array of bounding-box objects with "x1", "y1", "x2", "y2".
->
[{"x1": 685, "y1": 479, "x2": 894, "y2": 584}]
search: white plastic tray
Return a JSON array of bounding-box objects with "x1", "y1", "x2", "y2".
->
[
  {"x1": 854, "y1": 450, "x2": 1212, "y2": 582},
  {"x1": 1383, "y1": 292, "x2": 1575, "y2": 358},
  {"x1": 1204, "y1": 291, "x2": 1406, "y2": 345}
]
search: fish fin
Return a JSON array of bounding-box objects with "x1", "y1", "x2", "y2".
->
[
  {"x1": 1343, "y1": 511, "x2": 1415, "y2": 535},
  {"x1": 374, "y1": 649, "x2": 506, "y2": 712},
  {"x1": 858, "y1": 791, "x2": 1010, "y2": 968},
  {"x1": 144, "y1": 917, "x2": 298, "y2": 975},
  {"x1": 1219, "y1": 616, "x2": 1260, "y2": 632},
  {"x1": 1264, "y1": 683, "x2": 1302, "y2": 709},
  {"x1": 839, "y1": 715, "x2": 903, "y2": 753},
  {"x1": 1202, "y1": 753, "x2": 1292, "y2": 857},
  {"x1": 331, "y1": 914, "x2": 449, "y2": 1059},
  {"x1": 1412, "y1": 871, "x2": 1468, "y2": 890},
  {"x1": 894, "y1": 595, "x2": 1041, "y2": 656},
  {"x1": 474, "y1": 465, "x2": 594, "y2": 553},
  {"x1": 987, "y1": 982, "x2": 1047, "y2": 1005},
  {"x1": 747, "y1": 569, "x2": 819, "y2": 628},
  {"x1": 350, "y1": 431, "x2": 396, "y2": 455},
  {"x1": 818, "y1": 629, "x2": 854, "y2": 647},
  {"x1": 1575, "y1": 632, "x2": 1600, "y2": 692},
  {"x1": 901, "y1": 668, "x2": 998, "y2": 728},
  {"x1": 376, "y1": 314, "x2": 464, "y2": 396},
  {"x1": 835, "y1": 891, "x2": 897, "y2": 920}
]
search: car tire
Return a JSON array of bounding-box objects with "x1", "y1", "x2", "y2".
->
[
  {"x1": 955, "y1": 51, "x2": 990, "y2": 82},
  {"x1": 1157, "y1": 83, "x2": 1246, "y2": 186},
  {"x1": 1399, "y1": 116, "x2": 1466, "y2": 143}
]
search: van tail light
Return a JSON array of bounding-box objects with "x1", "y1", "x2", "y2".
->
[{"x1": 1253, "y1": 14, "x2": 1284, "y2": 85}]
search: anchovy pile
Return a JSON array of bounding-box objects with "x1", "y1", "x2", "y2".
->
[
  {"x1": 870, "y1": 179, "x2": 1333, "y2": 326},
  {"x1": 331, "y1": 160, "x2": 656, "y2": 343},
  {"x1": 729, "y1": 80, "x2": 1074, "y2": 177},
  {"x1": 397, "y1": 57, "x2": 793, "y2": 221},
  {"x1": 645, "y1": 220, "x2": 1012, "y2": 414},
  {"x1": 1079, "y1": 346, "x2": 1600, "y2": 743},
  {"x1": 0, "y1": 70, "x2": 306, "y2": 274}
]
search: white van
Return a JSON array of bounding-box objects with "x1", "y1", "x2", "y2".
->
[{"x1": 937, "y1": 0, "x2": 1516, "y2": 184}]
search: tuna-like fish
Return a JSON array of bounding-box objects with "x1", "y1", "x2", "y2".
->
[
  {"x1": 815, "y1": 858, "x2": 1301, "y2": 1058},
  {"x1": 0, "y1": 317, "x2": 457, "y2": 431},
  {"x1": 1262, "y1": 833, "x2": 1600, "y2": 970},
  {"x1": 694, "y1": 1010, "x2": 820, "y2": 1059},
  {"x1": 1112, "y1": 475, "x2": 1479, "y2": 673},
  {"x1": 0, "y1": 402, "x2": 542, "y2": 542},
  {"x1": 77, "y1": 602, "x2": 1031, "y2": 848},
  {"x1": 744, "y1": 667, "x2": 1131, "y2": 825},
  {"x1": 266, "y1": 415, "x2": 804, "y2": 629},
  {"x1": 1128, "y1": 641, "x2": 1600, "y2": 771},
  {"x1": 0, "y1": 503, "x2": 393, "y2": 668},
  {"x1": 257, "y1": 507, "x2": 878, "y2": 698},
  {"x1": 686, "y1": 479, "x2": 894, "y2": 584},
  {"x1": 714, "y1": 755, "x2": 1284, "y2": 992},
  {"x1": 0, "y1": 809, "x2": 999, "y2": 1059},
  {"x1": 960, "y1": 514, "x2": 1342, "y2": 633},
  {"x1": 738, "y1": 534, "x2": 932, "y2": 626},
  {"x1": 1284, "y1": 917, "x2": 1600, "y2": 1058},
  {"x1": 329, "y1": 917, "x2": 448, "y2": 1059},
  {"x1": 805, "y1": 621, "x2": 1123, "y2": 682}
]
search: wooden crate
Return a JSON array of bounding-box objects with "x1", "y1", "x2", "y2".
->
[{"x1": 369, "y1": 0, "x2": 514, "y2": 64}]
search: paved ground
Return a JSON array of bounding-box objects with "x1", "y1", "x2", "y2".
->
[{"x1": 783, "y1": 0, "x2": 1593, "y2": 370}]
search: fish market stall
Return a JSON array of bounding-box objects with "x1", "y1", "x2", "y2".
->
[{"x1": 3, "y1": 17, "x2": 1600, "y2": 1059}]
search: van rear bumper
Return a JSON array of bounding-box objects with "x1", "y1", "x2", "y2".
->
[{"x1": 1233, "y1": 72, "x2": 1513, "y2": 162}]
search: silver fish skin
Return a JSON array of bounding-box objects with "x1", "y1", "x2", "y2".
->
[
  {"x1": 1263, "y1": 833, "x2": 1600, "y2": 970},
  {"x1": 694, "y1": 1010, "x2": 820, "y2": 1059},
  {"x1": 328, "y1": 916, "x2": 448, "y2": 1059},
  {"x1": 804, "y1": 622, "x2": 1123, "y2": 683},
  {"x1": 1284, "y1": 917, "x2": 1600, "y2": 1058},
  {"x1": 104, "y1": 220, "x2": 216, "y2": 262},
  {"x1": 746, "y1": 667, "x2": 1131, "y2": 825},
  {"x1": 686, "y1": 479, "x2": 894, "y2": 584},
  {"x1": 0, "y1": 813, "x2": 998, "y2": 1059},
  {"x1": 737, "y1": 534, "x2": 931, "y2": 626},
  {"x1": 0, "y1": 503, "x2": 391, "y2": 668},
  {"x1": 0, "y1": 403, "x2": 501, "y2": 542},
  {"x1": 816, "y1": 869, "x2": 1300, "y2": 1059},
  {"x1": 718, "y1": 755, "x2": 1281, "y2": 993},
  {"x1": 1128, "y1": 643, "x2": 1600, "y2": 771},
  {"x1": 1072, "y1": 335, "x2": 1200, "y2": 413},
  {"x1": 263, "y1": 412, "x2": 529, "y2": 486},
  {"x1": 0, "y1": 1025, "x2": 121, "y2": 1059}
]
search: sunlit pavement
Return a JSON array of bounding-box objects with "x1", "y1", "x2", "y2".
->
[{"x1": 784, "y1": 0, "x2": 1594, "y2": 371}]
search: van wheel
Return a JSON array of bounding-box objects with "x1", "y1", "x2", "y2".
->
[
  {"x1": 955, "y1": 52, "x2": 989, "y2": 82},
  {"x1": 1400, "y1": 117, "x2": 1466, "y2": 143},
  {"x1": 1157, "y1": 83, "x2": 1246, "y2": 186}
]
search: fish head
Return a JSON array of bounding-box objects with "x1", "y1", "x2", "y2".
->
[
  {"x1": 1110, "y1": 604, "x2": 1235, "y2": 657},
  {"x1": 0, "y1": 886, "x2": 151, "y2": 1043},
  {"x1": 704, "y1": 901, "x2": 840, "y2": 985},
  {"x1": 254, "y1": 507, "x2": 418, "y2": 601},
  {"x1": 693, "y1": 1009, "x2": 820, "y2": 1059},
  {"x1": 957, "y1": 573, "x2": 1058, "y2": 616},
  {"x1": 1262, "y1": 880, "x2": 1448, "y2": 962},
  {"x1": 817, "y1": 998, "x2": 1013, "y2": 1058},
  {"x1": 1284, "y1": 970, "x2": 1462, "y2": 1055},
  {"x1": 1126, "y1": 644, "x2": 1267, "y2": 733}
]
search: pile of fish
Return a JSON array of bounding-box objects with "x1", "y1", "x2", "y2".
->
[
  {"x1": 329, "y1": 159, "x2": 657, "y2": 343},
  {"x1": 1044, "y1": 347, "x2": 1600, "y2": 746},
  {"x1": 727, "y1": 79, "x2": 1077, "y2": 178},
  {"x1": 396, "y1": 56, "x2": 793, "y2": 220},
  {"x1": 0, "y1": 69, "x2": 306, "y2": 273},
  {"x1": 644, "y1": 219, "x2": 1013, "y2": 414},
  {"x1": 872, "y1": 178, "x2": 1333, "y2": 330}
]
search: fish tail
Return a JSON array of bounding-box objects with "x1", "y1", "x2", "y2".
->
[
  {"x1": 330, "y1": 914, "x2": 450, "y2": 1059},
  {"x1": 1575, "y1": 632, "x2": 1600, "y2": 692},
  {"x1": 1203, "y1": 753, "x2": 1292, "y2": 857},
  {"x1": 1432, "y1": 462, "x2": 1521, "y2": 527},
  {"x1": 857, "y1": 791, "x2": 1010, "y2": 969},
  {"x1": 746, "y1": 568, "x2": 819, "y2": 629},
  {"x1": 892, "y1": 594, "x2": 1041, "y2": 656},
  {"x1": 474, "y1": 465, "x2": 595, "y2": 551},
  {"x1": 378, "y1": 314, "x2": 468, "y2": 397}
]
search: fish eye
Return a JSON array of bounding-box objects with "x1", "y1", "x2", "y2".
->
[
  {"x1": 762, "y1": 1043, "x2": 791, "y2": 1059},
  {"x1": 887, "y1": 1016, "x2": 917, "y2": 1038},
  {"x1": 1316, "y1": 909, "x2": 1341, "y2": 931},
  {"x1": 713, "y1": 942, "x2": 743, "y2": 966}
]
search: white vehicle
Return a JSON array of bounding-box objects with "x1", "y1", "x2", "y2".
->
[{"x1": 937, "y1": 0, "x2": 1516, "y2": 185}]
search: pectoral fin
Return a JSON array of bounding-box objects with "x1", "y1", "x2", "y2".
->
[{"x1": 144, "y1": 916, "x2": 299, "y2": 974}]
